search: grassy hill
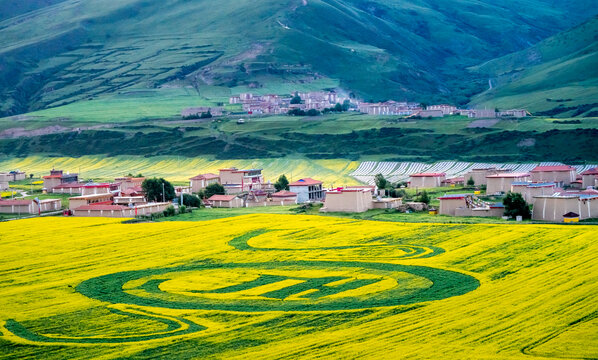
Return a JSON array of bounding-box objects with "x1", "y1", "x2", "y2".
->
[
  {"x1": 469, "y1": 16, "x2": 598, "y2": 114},
  {"x1": 1, "y1": 0, "x2": 597, "y2": 118}
]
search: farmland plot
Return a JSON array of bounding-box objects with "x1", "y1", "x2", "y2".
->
[
  {"x1": 352, "y1": 160, "x2": 598, "y2": 184},
  {"x1": 0, "y1": 215, "x2": 596, "y2": 359}
]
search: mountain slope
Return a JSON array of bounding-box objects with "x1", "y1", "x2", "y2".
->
[
  {"x1": 0, "y1": 0, "x2": 596, "y2": 118},
  {"x1": 469, "y1": 16, "x2": 598, "y2": 114}
]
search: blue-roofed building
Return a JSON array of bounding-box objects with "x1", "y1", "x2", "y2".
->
[{"x1": 511, "y1": 182, "x2": 557, "y2": 204}]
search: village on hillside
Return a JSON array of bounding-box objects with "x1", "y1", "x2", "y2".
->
[
  {"x1": 181, "y1": 91, "x2": 529, "y2": 119},
  {"x1": 2, "y1": 161, "x2": 597, "y2": 223}
]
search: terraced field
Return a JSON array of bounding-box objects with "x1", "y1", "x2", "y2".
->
[
  {"x1": 0, "y1": 156, "x2": 359, "y2": 185},
  {"x1": 0, "y1": 215, "x2": 596, "y2": 359}
]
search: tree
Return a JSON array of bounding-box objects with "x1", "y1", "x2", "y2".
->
[
  {"x1": 182, "y1": 194, "x2": 201, "y2": 207},
  {"x1": 342, "y1": 99, "x2": 351, "y2": 111},
  {"x1": 29, "y1": 174, "x2": 34, "y2": 179},
  {"x1": 334, "y1": 103, "x2": 343, "y2": 112},
  {"x1": 290, "y1": 95, "x2": 302, "y2": 104},
  {"x1": 142, "y1": 178, "x2": 175, "y2": 202},
  {"x1": 374, "y1": 174, "x2": 388, "y2": 190},
  {"x1": 200, "y1": 111, "x2": 212, "y2": 118},
  {"x1": 204, "y1": 183, "x2": 225, "y2": 199},
  {"x1": 417, "y1": 190, "x2": 430, "y2": 204},
  {"x1": 163, "y1": 205, "x2": 176, "y2": 217},
  {"x1": 503, "y1": 192, "x2": 531, "y2": 219},
  {"x1": 288, "y1": 108, "x2": 306, "y2": 116},
  {"x1": 306, "y1": 109, "x2": 320, "y2": 116},
  {"x1": 467, "y1": 176, "x2": 475, "y2": 186},
  {"x1": 274, "y1": 174, "x2": 290, "y2": 192}
]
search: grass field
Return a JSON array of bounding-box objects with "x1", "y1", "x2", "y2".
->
[{"x1": 0, "y1": 215, "x2": 596, "y2": 359}]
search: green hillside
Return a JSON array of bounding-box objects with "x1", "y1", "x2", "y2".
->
[
  {"x1": 1, "y1": 113, "x2": 597, "y2": 163},
  {"x1": 470, "y1": 16, "x2": 598, "y2": 114},
  {"x1": 1, "y1": 0, "x2": 597, "y2": 118}
]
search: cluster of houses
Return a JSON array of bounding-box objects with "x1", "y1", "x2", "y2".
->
[
  {"x1": 423, "y1": 165, "x2": 598, "y2": 222},
  {"x1": 2, "y1": 162, "x2": 597, "y2": 223},
  {"x1": 228, "y1": 91, "x2": 349, "y2": 115},
  {"x1": 0, "y1": 171, "x2": 26, "y2": 191}
]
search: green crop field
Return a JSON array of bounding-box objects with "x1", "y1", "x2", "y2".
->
[{"x1": 0, "y1": 215, "x2": 596, "y2": 359}]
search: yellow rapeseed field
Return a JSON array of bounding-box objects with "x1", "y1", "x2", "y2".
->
[
  {"x1": 0, "y1": 215, "x2": 596, "y2": 359},
  {"x1": 0, "y1": 156, "x2": 359, "y2": 185}
]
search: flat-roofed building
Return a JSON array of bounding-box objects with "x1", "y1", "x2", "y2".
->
[
  {"x1": 409, "y1": 173, "x2": 446, "y2": 189},
  {"x1": 0, "y1": 171, "x2": 26, "y2": 182},
  {"x1": 189, "y1": 173, "x2": 219, "y2": 193},
  {"x1": 511, "y1": 182, "x2": 557, "y2": 204},
  {"x1": 427, "y1": 104, "x2": 457, "y2": 115},
  {"x1": 530, "y1": 165, "x2": 576, "y2": 186},
  {"x1": 372, "y1": 197, "x2": 403, "y2": 209},
  {"x1": 219, "y1": 168, "x2": 264, "y2": 192},
  {"x1": 438, "y1": 193, "x2": 503, "y2": 217},
  {"x1": 0, "y1": 199, "x2": 61, "y2": 214},
  {"x1": 72, "y1": 203, "x2": 170, "y2": 218},
  {"x1": 207, "y1": 194, "x2": 243, "y2": 208},
  {"x1": 271, "y1": 190, "x2": 298, "y2": 206},
  {"x1": 43, "y1": 170, "x2": 78, "y2": 192},
  {"x1": 438, "y1": 194, "x2": 473, "y2": 216},
  {"x1": 454, "y1": 203, "x2": 505, "y2": 217},
  {"x1": 68, "y1": 193, "x2": 114, "y2": 210},
  {"x1": 115, "y1": 177, "x2": 145, "y2": 192},
  {"x1": 581, "y1": 168, "x2": 598, "y2": 189},
  {"x1": 320, "y1": 189, "x2": 373, "y2": 213},
  {"x1": 532, "y1": 193, "x2": 598, "y2": 222},
  {"x1": 486, "y1": 173, "x2": 530, "y2": 194},
  {"x1": 289, "y1": 178, "x2": 325, "y2": 203},
  {"x1": 464, "y1": 167, "x2": 509, "y2": 187}
]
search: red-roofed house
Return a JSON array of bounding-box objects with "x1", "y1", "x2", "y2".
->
[
  {"x1": 68, "y1": 193, "x2": 114, "y2": 210},
  {"x1": 530, "y1": 165, "x2": 576, "y2": 186},
  {"x1": 219, "y1": 168, "x2": 266, "y2": 192},
  {"x1": 289, "y1": 178, "x2": 324, "y2": 203},
  {"x1": 189, "y1": 173, "x2": 220, "y2": 193},
  {"x1": 442, "y1": 177, "x2": 465, "y2": 187},
  {"x1": 409, "y1": 173, "x2": 446, "y2": 189},
  {"x1": 486, "y1": 173, "x2": 530, "y2": 194},
  {"x1": 581, "y1": 168, "x2": 598, "y2": 189},
  {"x1": 115, "y1": 177, "x2": 145, "y2": 192},
  {"x1": 43, "y1": 170, "x2": 79, "y2": 192},
  {"x1": 207, "y1": 194, "x2": 243, "y2": 208}
]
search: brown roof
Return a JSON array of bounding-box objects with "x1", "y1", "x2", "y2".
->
[
  {"x1": 410, "y1": 173, "x2": 446, "y2": 177},
  {"x1": 289, "y1": 178, "x2": 322, "y2": 186},
  {"x1": 190, "y1": 173, "x2": 219, "y2": 180},
  {"x1": 75, "y1": 204, "x2": 129, "y2": 211},
  {"x1": 581, "y1": 167, "x2": 598, "y2": 175},
  {"x1": 0, "y1": 200, "x2": 31, "y2": 206},
  {"x1": 208, "y1": 195, "x2": 237, "y2": 201},
  {"x1": 487, "y1": 173, "x2": 530, "y2": 178},
  {"x1": 272, "y1": 190, "x2": 297, "y2": 197},
  {"x1": 531, "y1": 165, "x2": 575, "y2": 172}
]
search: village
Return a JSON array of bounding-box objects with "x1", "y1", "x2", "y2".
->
[
  {"x1": 181, "y1": 91, "x2": 529, "y2": 119},
  {"x1": 1, "y1": 162, "x2": 597, "y2": 223}
]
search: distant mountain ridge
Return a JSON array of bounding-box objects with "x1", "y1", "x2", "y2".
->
[
  {"x1": 0, "y1": 0, "x2": 597, "y2": 118},
  {"x1": 469, "y1": 15, "x2": 598, "y2": 114}
]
